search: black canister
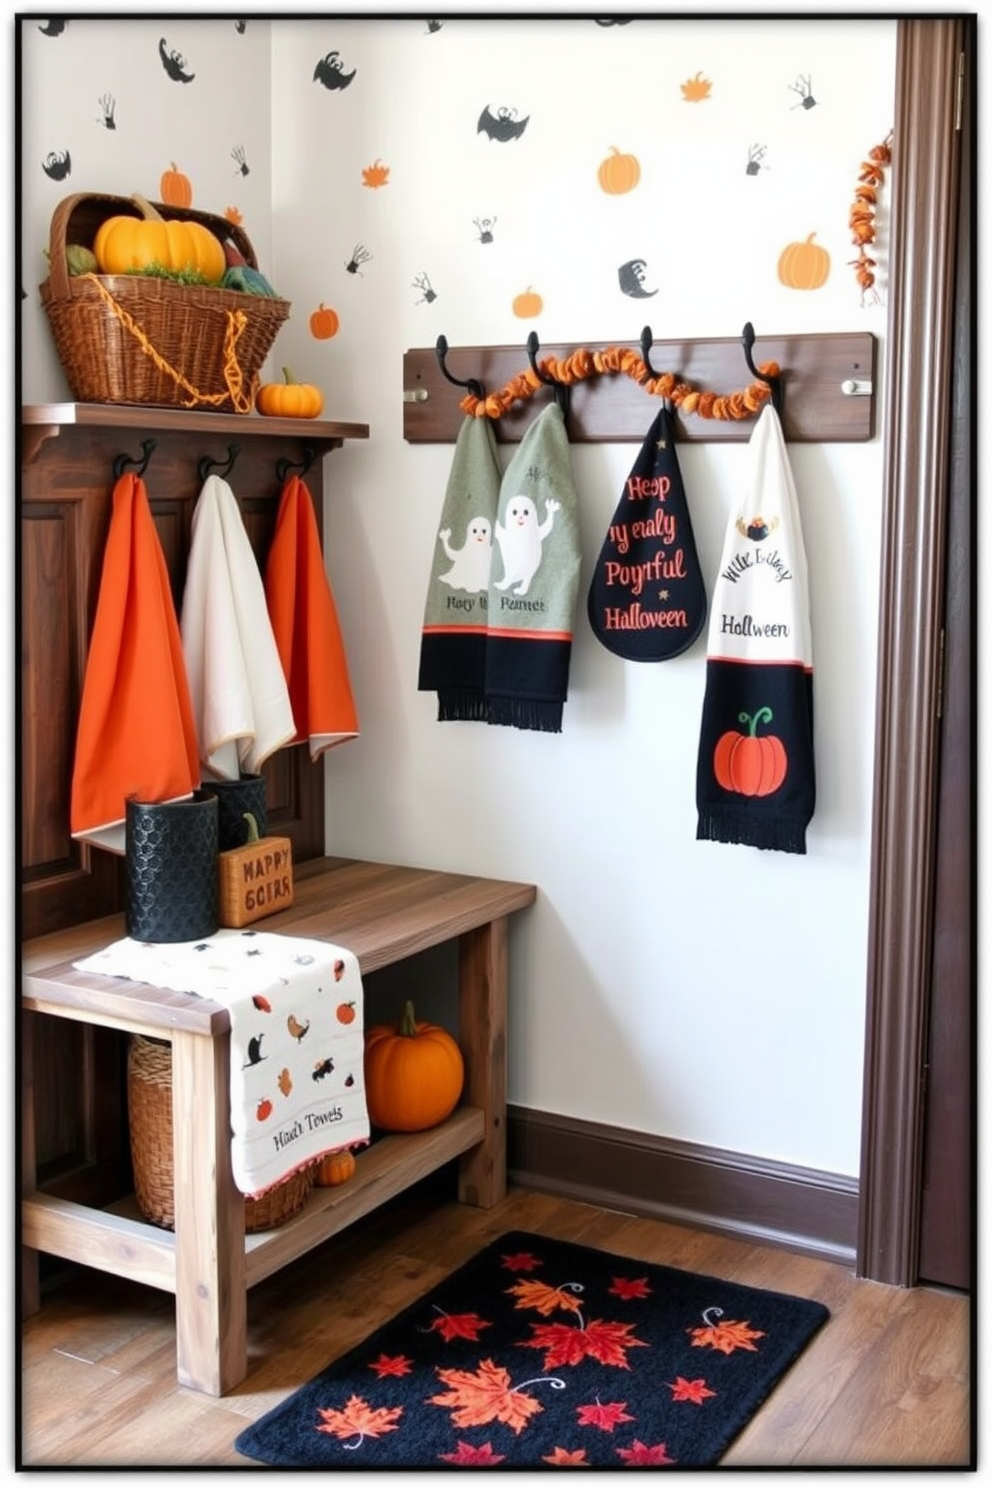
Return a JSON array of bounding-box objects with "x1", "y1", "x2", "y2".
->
[{"x1": 125, "y1": 789, "x2": 219, "y2": 942}]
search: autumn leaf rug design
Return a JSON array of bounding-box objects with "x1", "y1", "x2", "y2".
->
[{"x1": 234, "y1": 1230, "x2": 829, "y2": 1468}]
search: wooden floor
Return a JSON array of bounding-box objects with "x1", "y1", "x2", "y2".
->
[{"x1": 19, "y1": 1176, "x2": 973, "y2": 1469}]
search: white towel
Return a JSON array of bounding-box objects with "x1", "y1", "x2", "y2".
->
[
  {"x1": 75, "y1": 929, "x2": 370, "y2": 1197},
  {"x1": 181, "y1": 475, "x2": 296, "y2": 780}
]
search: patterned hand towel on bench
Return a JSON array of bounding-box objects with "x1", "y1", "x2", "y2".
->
[
  {"x1": 70, "y1": 471, "x2": 201, "y2": 856},
  {"x1": 75, "y1": 931, "x2": 370, "y2": 1196}
]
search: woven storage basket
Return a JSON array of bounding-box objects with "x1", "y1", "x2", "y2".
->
[
  {"x1": 127, "y1": 1034, "x2": 314, "y2": 1232},
  {"x1": 39, "y1": 193, "x2": 290, "y2": 412}
]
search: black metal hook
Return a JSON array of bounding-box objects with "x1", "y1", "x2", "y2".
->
[
  {"x1": 435, "y1": 335, "x2": 485, "y2": 400},
  {"x1": 526, "y1": 331, "x2": 570, "y2": 418},
  {"x1": 276, "y1": 446, "x2": 317, "y2": 483},
  {"x1": 639, "y1": 325, "x2": 660, "y2": 378},
  {"x1": 197, "y1": 443, "x2": 241, "y2": 484},
  {"x1": 741, "y1": 322, "x2": 783, "y2": 415},
  {"x1": 112, "y1": 438, "x2": 157, "y2": 480}
]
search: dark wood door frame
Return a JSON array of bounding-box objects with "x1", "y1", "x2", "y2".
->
[{"x1": 858, "y1": 16, "x2": 971, "y2": 1285}]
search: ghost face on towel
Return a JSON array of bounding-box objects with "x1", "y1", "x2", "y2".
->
[
  {"x1": 494, "y1": 495, "x2": 560, "y2": 597},
  {"x1": 437, "y1": 515, "x2": 492, "y2": 593}
]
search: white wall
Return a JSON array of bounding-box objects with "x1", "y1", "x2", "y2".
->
[{"x1": 19, "y1": 13, "x2": 896, "y2": 1179}]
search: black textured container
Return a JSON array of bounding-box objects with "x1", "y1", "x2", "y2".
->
[
  {"x1": 200, "y1": 773, "x2": 268, "y2": 852},
  {"x1": 125, "y1": 791, "x2": 219, "y2": 943}
]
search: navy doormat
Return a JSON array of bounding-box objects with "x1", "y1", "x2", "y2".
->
[{"x1": 234, "y1": 1229, "x2": 829, "y2": 1469}]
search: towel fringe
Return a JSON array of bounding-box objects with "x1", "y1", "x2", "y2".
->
[
  {"x1": 486, "y1": 696, "x2": 564, "y2": 734},
  {"x1": 437, "y1": 688, "x2": 489, "y2": 723},
  {"x1": 696, "y1": 812, "x2": 808, "y2": 855}
]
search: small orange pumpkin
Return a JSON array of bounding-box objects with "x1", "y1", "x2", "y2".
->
[
  {"x1": 364, "y1": 1000, "x2": 464, "y2": 1133},
  {"x1": 314, "y1": 1148, "x2": 357, "y2": 1187},
  {"x1": 256, "y1": 368, "x2": 324, "y2": 419},
  {"x1": 713, "y1": 707, "x2": 788, "y2": 797},
  {"x1": 777, "y1": 232, "x2": 831, "y2": 290},
  {"x1": 160, "y1": 162, "x2": 193, "y2": 207},
  {"x1": 309, "y1": 302, "x2": 340, "y2": 339},
  {"x1": 512, "y1": 286, "x2": 543, "y2": 319},
  {"x1": 597, "y1": 146, "x2": 641, "y2": 195}
]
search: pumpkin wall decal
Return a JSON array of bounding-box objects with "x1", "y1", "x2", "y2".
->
[
  {"x1": 597, "y1": 146, "x2": 641, "y2": 195},
  {"x1": 777, "y1": 232, "x2": 831, "y2": 290},
  {"x1": 512, "y1": 285, "x2": 543, "y2": 319},
  {"x1": 713, "y1": 707, "x2": 787, "y2": 797},
  {"x1": 309, "y1": 301, "x2": 340, "y2": 339},
  {"x1": 159, "y1": 162, "x2": 193, "y2": 207}
]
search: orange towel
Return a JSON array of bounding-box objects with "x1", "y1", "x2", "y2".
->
[
  {"x1": 70, "y1": 473, "x2": 201, "y2": 854},
  {"x1": 264, "y1": 476, "x2": 358, "y2": 759}
]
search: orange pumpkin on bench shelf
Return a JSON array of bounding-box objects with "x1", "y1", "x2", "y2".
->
[{"x1": 364, "y1": 1000, "x2": 464, "y2": 1132}]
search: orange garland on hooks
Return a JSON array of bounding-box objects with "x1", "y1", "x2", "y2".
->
[
  {"x1": 849, "y1": 131, "x2": 892, "y2": 306},
  {"x1": 458, "y1": 344, "x2": 781, "y2": 423}
]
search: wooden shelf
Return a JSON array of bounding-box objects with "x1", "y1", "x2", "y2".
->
[
  {"x1": 21, "y1": 402, "x2": 369, "y2": 466},
  {"x1": 22, "y1": 1107, "x2": 486, "y2": 1296},
  {"x1": 403, "y1": 332, "x2": 876, "y2": 444}
]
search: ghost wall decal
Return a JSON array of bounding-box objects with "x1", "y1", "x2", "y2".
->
[
  {"x1": 159, "y1": 37, "x2": 195, "y2": 82},
  {"x1": 42, "y1": 150, "x2": 71, "y2": 181},
  {"x1": 313, "y1": 51, "x2": 357, "y2": 89},
  {"x1": 618, "y1": 259, "x2": 658, "y2": 299}
]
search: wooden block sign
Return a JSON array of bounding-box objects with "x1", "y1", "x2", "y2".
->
[{"x1": 218, "y1": 823, "x2": 294, "y2": 928}]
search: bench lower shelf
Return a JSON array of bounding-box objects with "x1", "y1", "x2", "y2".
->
[{"x1": 24, "y1": 1106, "x2": 486, "y2": 1294}]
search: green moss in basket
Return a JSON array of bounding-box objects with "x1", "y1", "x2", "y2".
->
[{"x1": 123, "y1": 261, "x2": 222, "y2": 287}]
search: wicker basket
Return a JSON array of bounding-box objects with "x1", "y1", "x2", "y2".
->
[
  {"x1": 127, "y1": 1034, "x2": 314, "y2": 1232},
  {"x1": 39, "y1": 193, "x2": 290, "y2": 412}
]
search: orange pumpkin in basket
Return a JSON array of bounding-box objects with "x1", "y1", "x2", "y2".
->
[
  {"x1": 314, "y1": 1148, "x2": 357, "y2": 1187},
  {"x1": 93, "y1": 194, "x2": 225, "y2": 282}
]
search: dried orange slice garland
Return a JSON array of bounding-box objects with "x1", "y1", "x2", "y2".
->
[
  {"x1": 849, "y1": 132, "x2": 893, "y2": 306},
  {"x1": 458, "y1": 345, "x2": 781, "y2": 423}
]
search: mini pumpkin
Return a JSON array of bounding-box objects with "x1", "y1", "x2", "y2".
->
[
  {"x1": 256, "y1": 367, "x2": 325, "y2": 419},
  {"x1": 314, "y1": 1148, "x2": 357, "y2": 1187},
  {"x1": 93, "y1": 193, "x2": 225, "y2": 282},
  {"x1": 364, "y1": 1000, "x2": 464, "y2": 1133},
  {"x1": 218, "y1": 812, "x2": 294, "y2": 927}
]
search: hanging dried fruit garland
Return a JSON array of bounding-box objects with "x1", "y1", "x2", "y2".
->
[{"x1": 849, "y1": 132, "x2": 893, "y2": 305}]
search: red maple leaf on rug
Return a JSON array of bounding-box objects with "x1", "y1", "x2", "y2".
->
[
  {"x1": 314, "y1": 1394, "x2": 403, "y2": 1449},
  {"x1": 507, "y1": 1278, "x2": 584, "y2": 1317},
  {"x1": 439, "y1": 1440, "x2": 506, "y2": 1465},
  {"x1": 543, "y1": 1446, "x2": 591, "y2": 1465},
  {"x1": 609, "y1": 1276, "x2": 652, "y2": 1300},
  {"x1": 429, "y1": 1358, "x2": 545, "y2": 1434},
  {"x1": 520, "y1": 1318, "x2": 649, "y2": 1370},
  {"x1": 501, "y1": 1249, "x2": 543, "y2": 1272},
  {"x1": 668, "y1": 1376, "x2": 717, "y2": 1404},
  {"x1": 425, "y1": 1307, "x2": 492, "y2": 1342},
  {"x1": 367, "y1": 1353, "x2": 412, "y2": 1379},
  {"x1": 616, "y1": 1437, "x2": 677, "y2": 1465},
  {"x1": 688, "y1": 1315, "x2": 765, "y2": 1354},
  {"x1": 575, "y1": 1397, "x2": 635, "y2": 1431}
]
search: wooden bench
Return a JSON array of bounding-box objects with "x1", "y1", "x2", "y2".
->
[{"x1": 21, "y1": 856, "x2": 536, "y2": 1396}]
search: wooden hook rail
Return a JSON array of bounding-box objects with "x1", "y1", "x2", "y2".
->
[{"x1": 403, "y1": 332, "x2": 875, "y2": 444}]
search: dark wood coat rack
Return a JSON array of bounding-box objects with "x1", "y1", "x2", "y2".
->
[{"x1": 403, "y1": 331, "x2": 875, "y2": 444}]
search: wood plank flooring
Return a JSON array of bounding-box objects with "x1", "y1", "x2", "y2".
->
[{"x1": 18, "y1": 1177, "x2": 973, "y2": 1469}]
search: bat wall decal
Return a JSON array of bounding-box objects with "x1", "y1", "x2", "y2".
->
[
  {"x1": 313, "y1": 51, "x2": 357, "y2": 90},
  {"x1": 478, "y1": 105, "x2": 529, "y2": 142},
  {"x1": 159, "y1": 37, "x2": 195, "y2": 83},
  {"x1": 38, "y1": 19, "x2": 66, "y2": 36}
]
